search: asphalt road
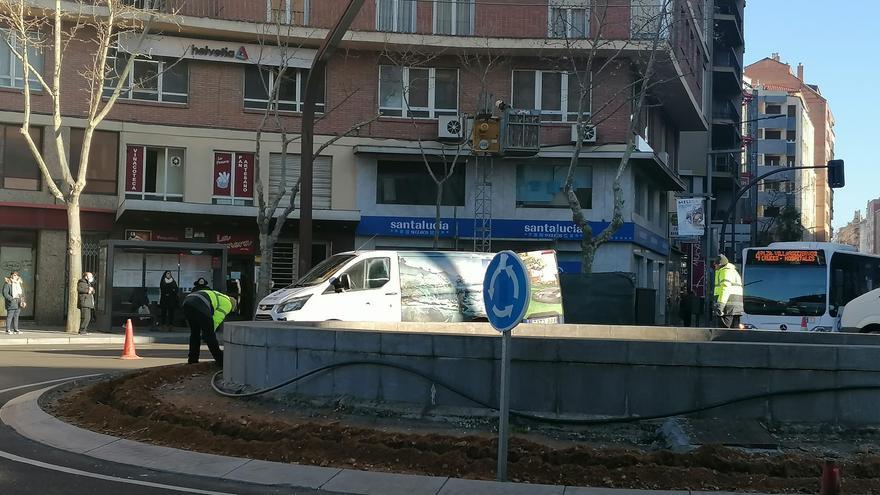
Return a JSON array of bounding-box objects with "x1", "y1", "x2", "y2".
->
[{"x1": 0, "y1": 344, "x2": 341, "y2": 494}]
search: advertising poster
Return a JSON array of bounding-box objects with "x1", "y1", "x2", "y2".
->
[
  {"x1": 398, "y1": 251, "x2": 565, "y2": 324},
  {"x1": 125, "y1": 145, "x2": 145, "y2": 193},
  {"x1": 676, "y1": 198, "x2": 706, "y2": 237},
  {"x1": 213, "y1": 152, "x2": 232, "y2": 197},
  {"x1": 234, "y1": 153, "x2": 254, "y2": 198}
]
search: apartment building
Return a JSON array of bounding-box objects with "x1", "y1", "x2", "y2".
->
[
  {"x1": 676, "y1": 0, "x2": 744, "y2": 300},
  {"x1": 0, "y1": 0, "x2": 707, "y2": 325},
  {"x1": 836, "y1": 211, "x2": 862, "y2": 250},
  {"x1": 745, "y1": 55, "x2": 836, "y2": 241},
  {"x1": 858, "y1": 199, "x2": 880, "y2": 255},
  {"x1": 742, "y1": 87, "x2": 817, "y2": 243}
]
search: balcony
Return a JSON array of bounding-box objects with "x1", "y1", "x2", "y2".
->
[
  {"x1": 757, "y1": 113, "x2": 788, "y2": 129},
  {"x1": 757, "y1": 139, "x2": 787, "y2": 155},
  {"x1": 713, "y1": 99, "x2": 741, "y2": 123},
  {"x1": 713, "y1": 47, "x2": 742, "y2": 96},
  {"x1": 713, "y1": 1, "x2": 744, "y2": 47},
  {"x1": 712, "y1": 153, "x2": 741, "y2": 176}
]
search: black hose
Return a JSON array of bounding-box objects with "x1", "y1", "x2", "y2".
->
[{"x1": 211, "y1": 360, "x2": 880, "y2": 426}]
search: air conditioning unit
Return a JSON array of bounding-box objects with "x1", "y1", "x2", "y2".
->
[
  {"x1": 438, "y1": 115, "x2": 464, "y2": 140},
  {"x1": 570, "y1": 123, "x2": 596, "y2": 143}
]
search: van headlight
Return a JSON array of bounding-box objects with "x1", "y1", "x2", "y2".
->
[{"x1": 278, "y1": 295, "x2": 311, "y2": 313}]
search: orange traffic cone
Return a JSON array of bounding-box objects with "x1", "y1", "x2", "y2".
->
[
  {"x1": 119, "y1": 319, "x2": 142, "y2": 360},
  {"x1": 820, "y1": 460, "x2": 841, "y2": 495}
]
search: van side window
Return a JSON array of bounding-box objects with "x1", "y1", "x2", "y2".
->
[
  {"x1": 344, "y1": 261, "x2": 367, "y2": 291},
  {"x1": 367, "y1": 258, "x2": 391, "y2": 289}
]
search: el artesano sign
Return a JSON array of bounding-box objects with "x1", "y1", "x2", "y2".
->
[{"x1": 117, "y1": 33, "x2": 316, "y2": 68}]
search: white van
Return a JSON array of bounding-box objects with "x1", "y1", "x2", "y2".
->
[
  {"x1": 254, "y1": 250, "x2": 564, "y2": 323},
  {"x1": 840, "y1": 287, "x2": 880, "y2": 333}
]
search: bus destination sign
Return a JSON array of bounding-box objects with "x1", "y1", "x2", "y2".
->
[{"x1": 749, "y1": 250, "x2": 825, "y2": 265}]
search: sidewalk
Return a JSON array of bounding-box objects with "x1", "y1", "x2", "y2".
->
[
  {"x1": 1, "y1": 385, "x2": 784, "y2": 495},
  {"x1": 0, "y1": 323, "x2": 188, "y2": 346}
]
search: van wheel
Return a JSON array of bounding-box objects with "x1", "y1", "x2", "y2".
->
[{"x1": 860, "y1": 325, "x2": 880, "y2": 334}]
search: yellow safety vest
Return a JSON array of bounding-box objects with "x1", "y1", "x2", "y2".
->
[{"x1": 203, "y1": 290, "x2": 234, "y2": 331}]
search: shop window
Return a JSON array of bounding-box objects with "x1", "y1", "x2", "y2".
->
[
  {"x1": 376, "y1": 160, "x2": 465, "y2": 206},
  {"x1": 104, "y1": 50, "x2": 188, "y2": 104},
  {"x1": 0, "y1": 124, "x2": 42, "y2": 190},
  {"x1": 0, "y1": 29, "x2": 43, "y2": 89},
  {"x1": 379, "y1": 66, "x2": 458, "y2": 118},
  {"x1": 511, "y1": 70, "x2": 589, "y2": 122},
  {"x1": 212, "y1": 152, "x2": 255, "y2": 206},
  {"x1": 69, "y1": 129, "x2": 119, "y2": 195},
  {"x1": 516, "y1": 163, "x2": 591, "y2": 208},
  {"x1": 124, "y1": 145, "x2": 184, "y2": 201},
  {"x1": 243, "y1": 65, "x2": 324, "y2": 112}
]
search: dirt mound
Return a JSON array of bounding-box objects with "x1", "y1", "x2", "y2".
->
[{"x1": 51, "y1": 364, "x2": 880, "y2": 493}]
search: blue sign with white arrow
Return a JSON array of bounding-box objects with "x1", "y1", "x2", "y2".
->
[{"x1": 483, "y1": 251, "x2": 531, "y2": 333}]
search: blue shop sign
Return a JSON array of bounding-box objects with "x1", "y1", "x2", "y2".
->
[{"x1": 356, "y1": 216, "x2": 669, "y2": 255}]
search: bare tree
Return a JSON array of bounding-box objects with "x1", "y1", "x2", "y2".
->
[
  {"x1": 0, "y1": 0, "x2": 171, "y2": 332},
  {"x1": 555, "y1": 0, "x2": 677, "y2": 273},
  {"x1": 251, "y1": 23, "x2": 379, "y2": 306}
]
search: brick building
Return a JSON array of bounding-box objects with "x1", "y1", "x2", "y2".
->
[
  {"x1": 0, "y1": 0, "x2": 708, "y2": 326},
  {"x1": 836, "y1": 210, "x2": 862, "y2": 251}
]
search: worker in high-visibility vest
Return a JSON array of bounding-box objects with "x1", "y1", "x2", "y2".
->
[
  {"x1": 182, "y1": 285, "x2": 236, "y2": 365},
  {"x1": 712, "y1": 254, "x2": 744, "y2": 329}
]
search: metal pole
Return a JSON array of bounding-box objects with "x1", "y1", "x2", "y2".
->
[
  {"x1": 497, "y1": 330, "x2": 512, "y2": 482},
  {"x1": 703, "y1": 0, "x2": 716, "y2": 326},
  {"x1": 297, "y1": 0, "x2": 364, "y2": 278}
]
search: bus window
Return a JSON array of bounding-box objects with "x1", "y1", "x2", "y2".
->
[
  {"x1": 743, "y1": 250, "x2": 827, "y2": 317},
  {"x1": 829, "y1": 253, "x2": 880, "y2": 317}
]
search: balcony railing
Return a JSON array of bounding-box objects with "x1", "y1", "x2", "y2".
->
[
  {"x1": 714, "y1": 48, "x2": 742, "y2": 75},
  {"x1": 713, "y1": 99, "x2": 740, "y2": 121}
]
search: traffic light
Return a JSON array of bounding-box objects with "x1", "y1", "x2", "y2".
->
[
  {"x1": 827, "y1": 159, "x2": 845, "y2": 188},
  {"x1": 471, "y1": 118, "x2": 500, "y2": 155}
]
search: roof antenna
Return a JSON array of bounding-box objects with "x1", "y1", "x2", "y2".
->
[{"x1": 355, "y1": 234, "x2": 377, "y2": 252}]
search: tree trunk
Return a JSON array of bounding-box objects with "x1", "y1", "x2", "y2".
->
[
  {"x1": 66, "y1": 199, "x2": 82, "y2": 334},
  {"x1": 580, "y1": 238, "x2": 595, "y2": 274},
  {"x1": 433, "y1": 182, "x2": 443, "y2": 249},
  {"x1": 254, "y1": 231, "x2": 275, "y2": 316}
]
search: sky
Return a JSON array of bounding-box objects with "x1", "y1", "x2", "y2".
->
[{"x1": 744, "y1": 0, "x2": 876, "y2": 230}]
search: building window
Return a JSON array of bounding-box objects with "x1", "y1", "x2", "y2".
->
[
  {"x1": 631, "y1": 0, "x2": 671, "y2": 39},
  {"x1": 434, "y1": 0, "x2": 474, "y2": 35},
  {"x1": 787, "y1": 104, "x2": 797, "y2": 117},
  {"x1": 764, "y1": 155, "x2": 781, "y2": 166},
  {"x1": 786, "y1": 130, "x2": 796, "y2": 143},
  {"x1": 0, "y1": 124, "x2": 41, "y2": 190},
  {"x1": 762, "y1": 206, "x2": 780, "y2": 218},
  {"x1": 376, "y1": 161, "x2": 465, "y2": 206},
  {"x1": 69, "y1": 129, "x2": 119, "y2": 195},
  {"x1": 104, "y1": 50, "x2": 188, "y2": 104},
  {"x1": 764, "y1": 129, "x2": 782, "y2": 140},
  {"x1": 269, "y1": 153, "x2": 333, "y2": 209},
  {"x1": 786, "y1": 155, "x2": 795, "y2": 167},
  {"x1": 511, "y1": 70, "x2": 589, "y2": 122},
  {"x1": 212, "y1": 152, "x2": 255, "y2": 206},
  {"x1": 378, "y1": 66, "x2": 458, "y2": 118},
  {"x1": 765, "y1": 104, "x2": 782, "y2": 115},
  {"x1": 377, "y1": 0, "x2": 416, "y2": 33},
  {"x1": 0, "y1": 30, "x2": 43, "y2": 89},
  {"x1": 244, "y1": 66, "x2": 324, "y2": 112},
  {"x1": 549, "y1": 0, "x2": 590, "y2": 39},
  {"x1": 267, "y1": 0, "x2": 308, "y2": 25},
  {"x1": 516, "y1": 163, "x2": 591, "y2": 208},
  {"x1": 124, "y1": 145, "x2": 184, "y2": 201}
]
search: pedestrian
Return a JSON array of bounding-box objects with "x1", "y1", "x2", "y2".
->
[
  {"x1": 77, "y1": 272, "x2": 96, "y2": 335},
  {"x1": 182, "y1": 288, "x2": 236, "y2": 366},
  {"x1": 3, "y1": 271, "x2": 25, "y2": 335},
  {"x1": 193, "y1": 277, "x2": 210, "y2": 292},
  {"x1": 712, "y1": 254, "x2": 744, "y2": 329},
  {"x1": 159, "y1": 271, "x2": 179, "y2": 331},
  {"x1": 678, "y1": 289, "x2": 693, "y2": 327}
]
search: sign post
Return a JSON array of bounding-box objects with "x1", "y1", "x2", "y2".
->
[{"x1": 483, "y1": 251, "x2": 530, "y2": 482}]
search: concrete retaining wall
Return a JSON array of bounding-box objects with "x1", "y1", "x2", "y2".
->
[{"x1": 223, "y1": 322, "x2": 880, "y2": 425}]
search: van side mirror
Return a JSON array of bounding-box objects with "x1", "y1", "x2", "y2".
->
[{"x1": 332, "y1": 273, "x2": 352, "y2": 293}]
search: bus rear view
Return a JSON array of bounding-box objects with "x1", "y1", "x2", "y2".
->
[{"x1": 741, "y1": 247, "x2": 829, "y2": 331}]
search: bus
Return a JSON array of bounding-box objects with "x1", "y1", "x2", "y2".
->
[{"x1": 741, "y1": 242, "x2": 880, "y2": 332}]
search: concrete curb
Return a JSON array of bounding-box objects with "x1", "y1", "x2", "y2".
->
[
  {"x1": 0, "y1": 333, "x2": 188, "y2": 346},
  {"x1": 0, "y1": 385, "x2": 777, "y2": 495}
]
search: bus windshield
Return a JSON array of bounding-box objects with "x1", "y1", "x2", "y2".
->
[{"x1": 743, "y1": 250, "x2": 827, "y2": 317}]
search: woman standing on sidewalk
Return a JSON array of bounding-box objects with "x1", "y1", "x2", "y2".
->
[
  {"x1": 159, "y1": 271, "x2": 179, "y2": 331},
  {"x1": 2, "y1": 271, "x2": 25, "y2": 335}
]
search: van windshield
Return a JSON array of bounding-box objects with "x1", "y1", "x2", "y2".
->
[
  {"x1": 288, "y1": 254, "x2": 356, "y2": 288},
  {"x1": 743, "y1": 250, "x2": 827, "y2": 316}
]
